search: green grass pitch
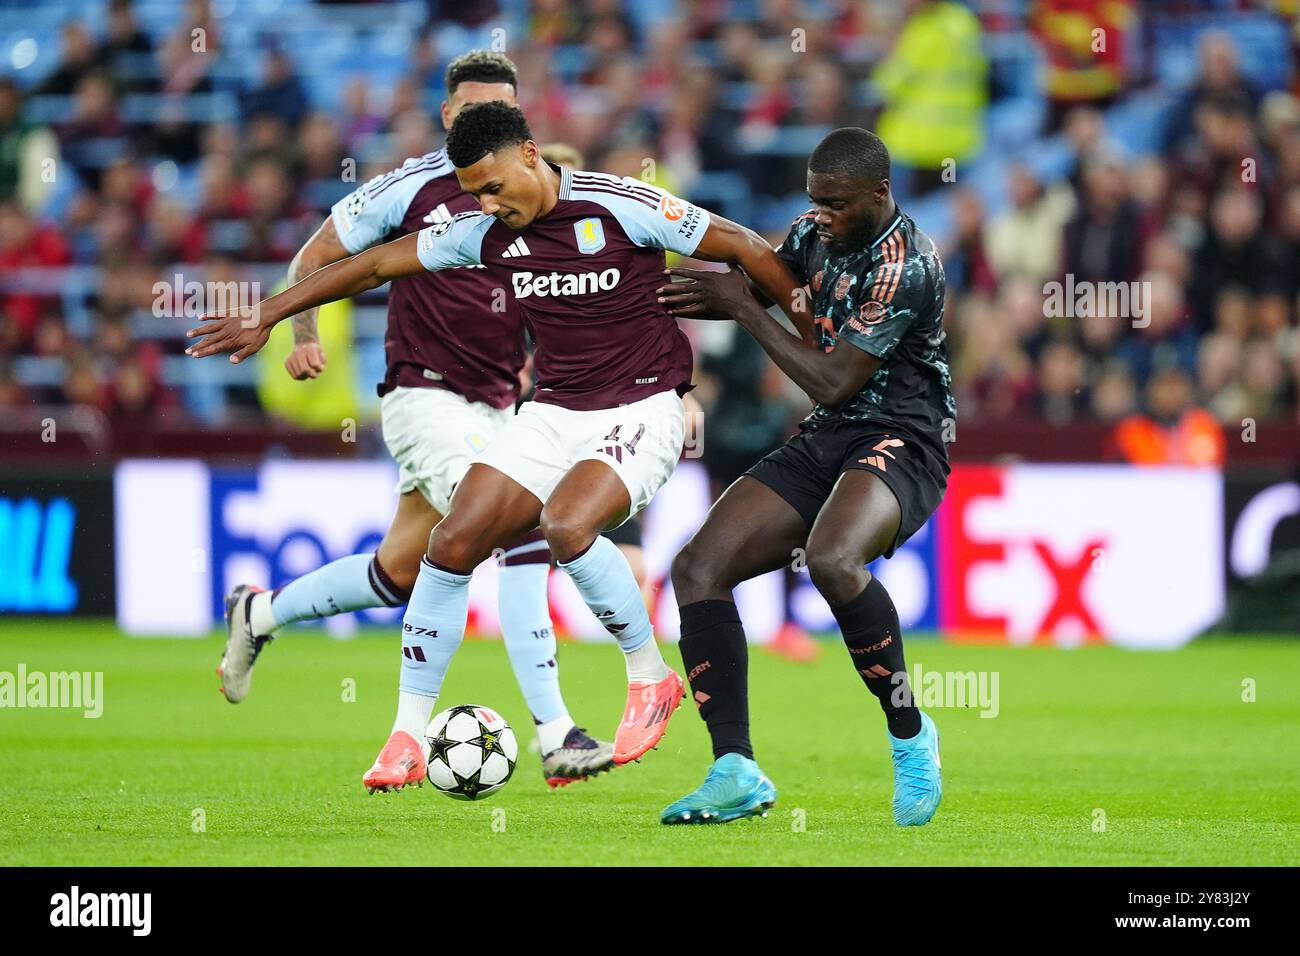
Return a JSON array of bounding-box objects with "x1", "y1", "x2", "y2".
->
[{"x1": 0, "y1": 620, "x2": 1297, "y2": 866}]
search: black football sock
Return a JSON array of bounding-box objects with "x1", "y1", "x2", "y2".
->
[
  {"x1": 677, "y1": 599, "x2": 753, "y2": 760},
  {"x1": 830, "y1": 577, "x2": 922, "y2": 740}
]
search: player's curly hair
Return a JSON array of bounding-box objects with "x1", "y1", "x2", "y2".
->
[
  {"x1": 445, "y1": 50, "x2": 518, "y2": 96},
  {"x1": 446, "y1": 101, "x2": 533, "y2": 169},
  {"x1": 809, "y1": 127, "x2": 891, "y2": 184}
]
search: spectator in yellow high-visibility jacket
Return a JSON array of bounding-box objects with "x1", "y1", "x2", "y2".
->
[
  {"x1": 255, "y1": 295, "x2": 365, "y2": 430},
  {"x1": 872, "y1": 0, "x2": 988, "y2": 198}
]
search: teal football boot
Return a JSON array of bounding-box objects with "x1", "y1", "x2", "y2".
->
[
  {"x1": 888, "y1": 710, "x2": 942, "y2": 826},
  {"x1": 660, "y1": 753, "x2": 777, "y2": 825}
]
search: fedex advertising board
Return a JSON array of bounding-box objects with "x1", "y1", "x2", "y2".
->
[{"x1": 114, "y1": 460, "x2": 1223, "y2": 647}]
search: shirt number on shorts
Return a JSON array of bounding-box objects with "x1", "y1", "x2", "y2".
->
[{"x1": 598, "y1": 423, "x2": 645, "y2": 463}]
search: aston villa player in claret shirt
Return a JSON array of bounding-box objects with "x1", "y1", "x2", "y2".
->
[
  {"x1": 657, "y1": 128, "x2": 950, "y2": 827},
  {"x1": 186, "y1": 101, "x2": 807, "y2": 783},
  {"x1": 209, "y1": 52, "x2": 621, "y2": 795}
]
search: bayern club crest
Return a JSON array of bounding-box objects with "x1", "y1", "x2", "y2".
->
[
  {"x1": 575, "y1": 217, "x2": 606, "y2": 254},
  {"x1": 860, "y1": 299, "x2": 888, "y2": 324}
]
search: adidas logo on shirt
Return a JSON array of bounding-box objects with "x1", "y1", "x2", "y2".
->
[
  {"x1": 422, "y1": 203, "x2": 452, "y2": 224},
  {"x1": 501, "y1": 237, "x2": 532, "y2": 258}
]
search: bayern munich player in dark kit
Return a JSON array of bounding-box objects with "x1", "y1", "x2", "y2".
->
[{"x1": 656, "y1": 127, "x2": 950, "y2": 826}]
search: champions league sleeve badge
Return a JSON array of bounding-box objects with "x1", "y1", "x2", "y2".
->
[{"x1": 575, "y1": 217, "x2": 606, "y2": 254}]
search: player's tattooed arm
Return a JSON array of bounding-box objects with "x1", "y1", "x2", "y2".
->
[
  {"x1": 688, "y1": 216, "x2": 818, "y2": 347},
  {"x1": 185, "y1": 232, "x2": 426, "y2": 363},
  {"x1": 658, "y1": 266, "x2": 881, "y2": 407},
  {"x1": 282, "y1": 216, "x2": 353, "y2": 379}
]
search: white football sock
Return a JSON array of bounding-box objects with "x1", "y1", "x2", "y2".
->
[
  {"x1": 393, "y1": 691, "x2": 437, "y2": 754},
  {"x1": 536, "y1": 713, "x2": 576, "y2": 755},
  {"x1": 625, "y1": 638, "x2": 671, "y2": 684},
  {"x1": 248, "y1": 589, "x2": 278, "y2": 637}
]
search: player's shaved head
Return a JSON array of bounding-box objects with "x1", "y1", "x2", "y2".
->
[
  {"x1": 445, "y1": 50, "x2": 518, "y2": 95},
  {"x1": 806, "y1": 128, "x2": 895, "y2": 253},
  {"x1": 808, "y1": 127, "x2": 891, "y2": 185}
]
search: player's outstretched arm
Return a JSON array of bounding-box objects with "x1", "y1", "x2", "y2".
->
[
  {"x1": 658, "y1": 266, "x2": 881, "y2": 407},
  {"x1": 185, "y1": 232, "x2": 426, "y2": 363},
  {"x1": 282, "y1": 216, "x2": 353, "y2": 379},
  {"x1": 689, "y1": 215, "x2": 818, "y2": 347}
]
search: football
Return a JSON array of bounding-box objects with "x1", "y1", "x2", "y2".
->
[{"x1": 425, "y1": 704, "x2": 518, "y2": 801}]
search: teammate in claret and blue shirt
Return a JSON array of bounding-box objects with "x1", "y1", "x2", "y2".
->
[{"x1": 187, "y1": 101, "x2": 807, "y2": 787}]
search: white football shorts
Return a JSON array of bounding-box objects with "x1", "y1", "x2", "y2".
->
[
  {"x1": 380, "y1": 385, "x2": 515, "y2": 515},
  {"x1": 475, "y1": 388, "x2": 685, "y2": 521}
]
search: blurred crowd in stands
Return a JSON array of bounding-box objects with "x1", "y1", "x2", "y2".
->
[{"x1": 1, "y1": 0, "x2": 1298, "y2": 467}]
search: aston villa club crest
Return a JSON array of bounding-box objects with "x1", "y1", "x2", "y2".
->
[{"x1": 575, "y1": 217, "x2": 606, "y2": 254}]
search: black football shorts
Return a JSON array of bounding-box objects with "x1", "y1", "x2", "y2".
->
[{"x1": 745, "y1": 419, "x2": 948, "y2": 558}]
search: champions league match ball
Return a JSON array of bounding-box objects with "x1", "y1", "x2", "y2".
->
[{"x1": 425, "y1": 704, "x2": 518, "y2": 801}]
